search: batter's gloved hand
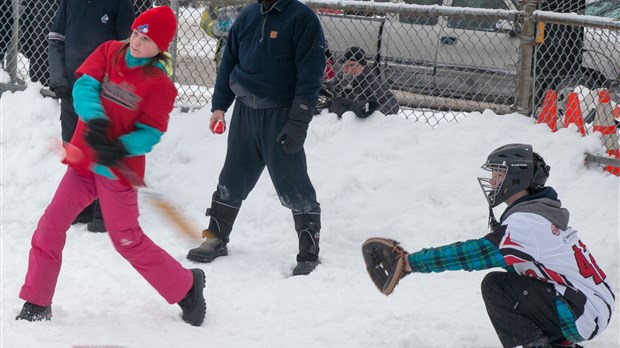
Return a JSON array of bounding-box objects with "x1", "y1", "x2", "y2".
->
[
  {"x1": 85, "y1": 119, "x2": 110, "y2": 148},
  {"x1": 85, "y1": 119, "x2": 127, "y2": 167},
  {"x1": 362, "y1": 238, "x2": 411, "y2": 296},
  {"x1": 277, "y1": 97, "x2": 314, "y2": 154}
]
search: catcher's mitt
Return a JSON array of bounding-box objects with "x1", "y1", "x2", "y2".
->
[{"x1": 362, "y1": 238, "x2": 411, "y2": 295}]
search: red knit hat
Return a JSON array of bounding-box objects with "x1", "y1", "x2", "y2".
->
[{"x1": 131, "y1": 6, "x2": 177, "y2": 52}]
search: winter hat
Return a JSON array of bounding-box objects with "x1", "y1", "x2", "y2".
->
[
  {"x1": 342, "y1": 46, "x2": 367, "y2": 66},
  {"x1": 131, "y1": 6, "x2": 177, "y2": 52}
]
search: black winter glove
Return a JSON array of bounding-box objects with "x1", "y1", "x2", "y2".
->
[
  {"x1": 328, "y1": 97, "x2": 356, "y2": 118},
  {"x1": 277, "y1": 97, "x2": 313, "y2": 154},
  {"x1": 350, "y1": 100, "x2": 379, "y2": 118},
  {"x1": 85, "y1": 119, "x2": 110, "y2": 148},
  {"x1": 51, "y1": 85, "x2": 72, "y2": 99},
  {"x1": 85, "y1": 119, "x2": 128, "y2": 167}
]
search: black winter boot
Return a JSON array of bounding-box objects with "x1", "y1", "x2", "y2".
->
[
  {"x1": 15, "y1": 302, "x2": 52, "y2": 321},
  {"x1": 550, "y1": 338, "x2": 583, "y2": 348},
  {"x1": 187, "y1": 192, "x2": 240, "y2": 263},
  {"x1": 87, "y1": 218, "x2": 106, "y2": 232},
  {"x1": 178, "y1": 268, "x2": 207, "y2": 326},
  {"x1": 86, "y1": 200, "x2": 106, "y2": 232},
  {"x1": 292, "y1": 211, "x2": 321, "y2": 276},
  {"x1": 72, "y1": 201, "x2": 96, "y2": 224}
]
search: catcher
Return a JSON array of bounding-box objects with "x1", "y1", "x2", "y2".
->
[{"x1": 362, "y1": 144, "x2": 614, "y2": 348}]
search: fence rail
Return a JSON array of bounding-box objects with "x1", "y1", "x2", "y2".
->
[{"x1": 1, "y1": 0, "x2": 619, "y2": 128}]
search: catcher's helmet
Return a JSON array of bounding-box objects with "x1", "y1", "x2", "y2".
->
[{"x1": 478, "y1": 144, "x2": 550, "y2": 207}]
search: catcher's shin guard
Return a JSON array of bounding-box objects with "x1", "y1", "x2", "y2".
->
[
  {"x1": 292, "y1": 211, "x2": 321, "y2": 275},
  {"x1": 187, "y1": 192, "x2": 241, "y2": 263}
]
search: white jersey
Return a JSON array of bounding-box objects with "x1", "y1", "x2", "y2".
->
[{"x1": 499, "y1": 211, "x2": 615, "y2": 340}]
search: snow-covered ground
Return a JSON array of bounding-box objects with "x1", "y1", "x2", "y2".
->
[{"x1": 1, "y1": 84, "x2": 618, "y2": 348}]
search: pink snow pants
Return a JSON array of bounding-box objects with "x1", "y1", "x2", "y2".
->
[{"x1": 19, "y1": 168, "x2": 193, "y2": 306}]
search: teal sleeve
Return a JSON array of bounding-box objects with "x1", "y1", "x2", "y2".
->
[
  {"x1": 73, "y1": 74, "x2": 106, "y2": 122},
  {"x1": 407, "y1": 238, "x2": 507, "y2": 273},
  {"x1": 118, "y1": 122, "x2": 164, "y2": 156}
]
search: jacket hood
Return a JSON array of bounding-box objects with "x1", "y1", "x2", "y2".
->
[{"x1": 500, "y1": 187, "x2": 570, "y2": 230}]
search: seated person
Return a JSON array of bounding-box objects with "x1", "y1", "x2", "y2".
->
[{"x1": 328, "y1": 46, "x2": 400, "y2": 118}]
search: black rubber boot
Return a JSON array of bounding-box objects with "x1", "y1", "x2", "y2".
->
[
  {"x1": 15, "y1": 302, "x2": 52, "y2": 321},
  {"x1": 187, "y1": 192, "x2": 240, "y2": 263},
  {"x1": 292, "y1": 211, "x2": 321, "y2": 276},
  {"x1": 178, "y1": 268, "x2": 206, "y2": 326}
]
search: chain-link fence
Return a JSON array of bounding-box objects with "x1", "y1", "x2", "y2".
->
[
  {"x1": 0, "y1": 0, "x2": 160, "y2": 88},
  {"x1": 1, "y1": 0, "x2": 620, "y2": 128},
  {"x1": 531, "y1": 7, "x2": 620, "y2": 127}
]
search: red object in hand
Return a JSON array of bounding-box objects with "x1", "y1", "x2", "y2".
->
[
  {"x1": 64, "y1": 143, "x2": 84, "y2": 164},
  {"x1": 212, "y1": 120, "x2": 224, "y2": 134}
]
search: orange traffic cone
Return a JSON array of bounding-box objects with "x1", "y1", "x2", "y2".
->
[
  {"x1": 538, "y1": 90, "x2": 557, "y2": 131},
  {"x1": 563, "y1": 92, "x2": 586, "y2": 136},
  {"x1": 593, "y1": 89, "x2": 620, "y2": 175}
]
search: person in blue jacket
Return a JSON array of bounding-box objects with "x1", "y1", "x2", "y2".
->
[
  {"x1": 187, "y1": 0, "x2": 326, "y2": 276},
  {"x1": 48, "y1": 0, "x2": 135, "y2": 233}
]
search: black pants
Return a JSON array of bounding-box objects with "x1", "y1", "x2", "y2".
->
[
  {"x1": 481, "y1": 271, "x2": 566, "y2": 348},
  {"x1": 60, "y1": 96, "x2": 78, "y2": 143},
  {"x1": 215, "y1": 101, "x2": 320, "y2": 213}
]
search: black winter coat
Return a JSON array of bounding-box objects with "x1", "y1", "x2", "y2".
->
[{"x1": 47, "y1": 0, "x2": 134, "y2": 89}]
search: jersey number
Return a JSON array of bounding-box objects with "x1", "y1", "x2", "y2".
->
[{"x1": 572, "y1": 241, "x2": 606, "y2": 284}]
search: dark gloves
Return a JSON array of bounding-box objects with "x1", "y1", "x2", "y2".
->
[
  {"x1": 85, "y1": 118, "x2": 109, "y2": 146},
  {"x1": 329, "y1": 97, "x2": 378, "y2": 118},
  {"x1": 51, "y1": 85, "x2": 72, "y2": 99},
  {"x1": 328, "y1": 97, "x2": 356, "y2": 118},
  {"x1": 276, "y1": 97, "x2": 314, "y2": 154},
  {"x1": 85, "y1": 119, "x2": 127, "y2": 167}
]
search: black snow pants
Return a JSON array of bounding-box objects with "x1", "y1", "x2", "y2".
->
[
  {"x1": 214, "y1": 100, "x2": 320, "y2": 215},
  {"x1": 481, "y1": 271, "x2": 568, "y2": 348}
]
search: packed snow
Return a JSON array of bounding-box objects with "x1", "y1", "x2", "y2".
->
[{"x1": 1, "y1": 84, "x2": 618, "y2": 347}]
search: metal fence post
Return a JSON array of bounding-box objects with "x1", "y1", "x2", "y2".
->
[
  {"x1": 7, "y1": 0, "x2": 21, "y2": 84},
  {"x1": 169, "y1": 0, "x2": 180, "y2": 84},
  {"x1": 515, "y1": 0, "x2": 537, "y2": 117}
]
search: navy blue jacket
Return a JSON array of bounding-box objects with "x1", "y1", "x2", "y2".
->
[
  {"x1": 48, "y1": 0, "x2": 134, "y2": 88},
  {"x1": 212, "y1": 0, "x2": 326, "y2": 111}
]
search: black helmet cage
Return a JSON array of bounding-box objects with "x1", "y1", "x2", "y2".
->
[
  {"x1": 478, "y1": 162, "x2": 509, "y2": 208},
  {"x1": 477, "y1": 144, "x2": 550, "y2": 208}
]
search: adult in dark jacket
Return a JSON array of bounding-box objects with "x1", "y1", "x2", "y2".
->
[
  {"x1": 187, "y1": 0, "x2": 326, "y2": 276},
  {"x1": 329, "y1": 46, "x2": 400, "y2": 117},
  {"x1": 48, "y1": 0, "x2": 134, "y2": 232},
  {"x1": 19, "y1": 0, "x2": 59, "y2": 86}
]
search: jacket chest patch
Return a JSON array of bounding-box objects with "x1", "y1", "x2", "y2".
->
[
  {"x1": 270, "y1": 31, "x2": 278, "y2": 39},
  {"x1": 101, "y1": 74, "x2": 142, "y2": 110}
]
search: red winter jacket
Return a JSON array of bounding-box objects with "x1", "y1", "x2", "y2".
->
[{"x1": 69, "y1": 40, "x2": 177, "y2": 186}]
